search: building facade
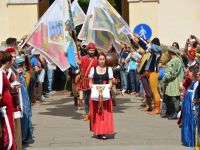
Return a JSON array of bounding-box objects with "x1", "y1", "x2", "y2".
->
[
  {"x1": 122, "y1": 0, "x2": 200, "y2": 47},
  {"x1": 0, "y1": 0, "x2": 49, "y2": 46},
  {"x1": 1, "y1": 0, "x2": 200, "y2": 48}
]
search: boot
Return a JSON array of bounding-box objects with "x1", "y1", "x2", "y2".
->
[
  {"x1": 111, "y1": 90, "x2": 116, "y2": 106},
  {"x1": 36, "y1": 83, "x2": 43, "y2": 100},
  {"x1": 112, "y1": 99, "x2": 116, "y2": 106},
  {"x1": 30, "y1": 88, "x2": 36, "y2": 104},
  {"x1": 148, "y1": 101, "x2": 160, "y2": 115},
  {"x1": 74, "y1": 97, "x2": 78, "y2": 107},
  {"x1": 78, "y1": 99, "x2": 84, "y2": 108},
  {"x1": 142, "y1": 98, "x2": 152, "y2": 111},
  {"x1": 168, "y1": 113, "x2": 178, "y2": 120}
]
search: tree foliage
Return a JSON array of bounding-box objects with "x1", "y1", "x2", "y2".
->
[
  {"x1": 76, "y1": 0, "x2": 121, "y2": 14},
  {"x1": 71, "y1": 0, "x2": 121, "y2": 35}
]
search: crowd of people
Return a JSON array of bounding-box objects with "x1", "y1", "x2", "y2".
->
[
  {"x1": 75, "y1": 34, "x2": 200, "y2": 145},
  {"x1": 0, "y1": 37, "x2": 58, "y2": 150},
  {"x1": 0, "y1": 32, "x2": 200, "y2": 149}
]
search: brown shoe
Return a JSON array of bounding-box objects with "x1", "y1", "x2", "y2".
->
[
  {"x1": 135, "y1": 93, "x2": 139, "y2": 97},
  {"x1": 78, "y1": 99, "x2": 84, "y2": 108},
  {"x1": 74, "y1": 97, "x2": 78, "y2": 107},
  {"x1": 112, "y1": 99, "x2": 116, "y2": 106},
  {"x1": 141, "y1": 106, "x2": 152, "y2": 112},
  {"x1": 142, "y1": 98, "x2": 152, "y2": 111},
  {"x1": 148, "y1": 109, "x2": 160, "y2": 115},
  {"x1": 83, "y1": 114, "x2": 90, "y2": 121},
  {"x1": 148, "y1": 101, "x2": 160, "y2": 115}
]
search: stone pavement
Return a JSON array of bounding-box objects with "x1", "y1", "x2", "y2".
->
[{"x1": 24, "y1": 91, "x2": 191, "y2": 150}]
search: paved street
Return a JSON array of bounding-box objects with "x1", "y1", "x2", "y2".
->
[{"x1": 24, "y1": 91, "x2": 191, "y2": 150}]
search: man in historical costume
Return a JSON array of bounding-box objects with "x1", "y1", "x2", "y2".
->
[
  {"x1": 77, "y1": 42, "x2": 98, "y2": 121},
  {"x1": 162, "y1": 47, "x2": 185, "y2": 119},
  {"x1": 134, "y1": 33, "x2": 163, "y2": 115},
  {"x1": 137, "y1": 49, "x2": 153, "y2": 111},
  {"x1": 5, "y1": 48, "x2": 23, "y2": 150},
  {"x1": 68, "y1": 67, "x2": 80, "y2": 107}
]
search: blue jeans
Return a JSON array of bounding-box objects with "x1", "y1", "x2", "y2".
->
[
  {"x1": 37, "y1": 69, "x2": 45, "y2": 83},
  {"x1": 120, "y1": 70, "x2": 128, "y2": 90},
  {"x1": 47, "y1": 68, "x2": 54, "y2": 92},
  {"x1": 83, "y1": 90, "x2": 91, "y2": 114},
  {"x1": 128, "y1": 69, "x2": 137, "y2": 92}
]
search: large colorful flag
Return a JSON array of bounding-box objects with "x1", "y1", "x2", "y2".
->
[
  {"x1": 28, "y1": 0, "x2": 77, "y2": 71},
  {"x1": 71, "y1": 0, "x2": 86, "y2": 27},
  {"x1": 78, "y1": 0, "x2": 131, "y2": 52}
]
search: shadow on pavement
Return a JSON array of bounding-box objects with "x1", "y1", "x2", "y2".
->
[
  {"x1": 39, "y1": 98, "x2": 83, "y2": 120},
  {"x1": 113, "y1": 98, "x2": 137, "y2": 113},
  {"x1": 40, "y1": 97, "x2": 72, "y2": 106},
  {"x1": 38, "y1": 96, "x2": 139, "y2": 119}
]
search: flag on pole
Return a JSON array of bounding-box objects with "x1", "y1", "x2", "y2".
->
[
  {"x1": 71, "y1": 0, "x2": 86, "y2": 27},
  {"x1": 67, "y1": 39, "x2": 76, "y2": 68},
  {"x1": 28, "y1": 0, "x2": 77, "y2": 71},
  {"x1": 78, "y1": 0, "x2": 131, "y2": 52}
]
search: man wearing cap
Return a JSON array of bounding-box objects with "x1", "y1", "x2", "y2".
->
[
  {"x1": 5, "y1": 47, "x2": 23, "y2": 150},
  {"x1": 162, "y1": 46, "x2": 185, "y2": 119},
  {"x1": 78, "y1": 42, "x2": 98, "y2": 121}
]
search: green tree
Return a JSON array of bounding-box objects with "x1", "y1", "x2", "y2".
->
[
  {"x1": 72, "y1": 0, "x2": 121, "y2": 34},
  {"x1": 50, "y1": 0, "x2": 121, "y2": 13},
  {"x1": 75, "y1": 0, "x2": 121, "y2": 14}
]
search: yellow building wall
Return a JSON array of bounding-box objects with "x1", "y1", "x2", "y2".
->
[
  {"x1": 128, "y1": 0, "x2": 200, "y2": 47},
  {"x1": 128, "y1": 1, "x2": 159, "y2": 38},
  {"x1": 0, "y1": 1, "x2": 38, "y2": 44},
  {"x1": 0, "y1": 0, "x2": 9, "y2": 44},
  {"x1": 7, "y1": 4, "x2": 38, "y2": 41},
  {"x1": 158, "y1": 0, "x2": 200, "y2": 47}
]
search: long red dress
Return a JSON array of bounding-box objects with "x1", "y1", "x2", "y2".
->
[
  {"x1": 89, "y1": 67, "x2": 114, "y2": 135},
  {"x1": 0, "y1": 72, "x2": 16, "y2": 150}
]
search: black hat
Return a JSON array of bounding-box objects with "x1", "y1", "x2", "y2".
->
[
  {"x1": 151, "y1": 38, "x2": 160, "y2": 46},
  {"x1": 6, "y1": 37, "x2": 17, "y2": 46},
  {"x1": 189, "y1": 60, "x2": 200, "y2": 73}
]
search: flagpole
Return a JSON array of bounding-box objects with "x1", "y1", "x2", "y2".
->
[
  {"x1": 67, "y1": 0, "x2": 82, "y2": 95},
  {"x1": 67, "y1": 0, "x2": 81, "y2": 60}
]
